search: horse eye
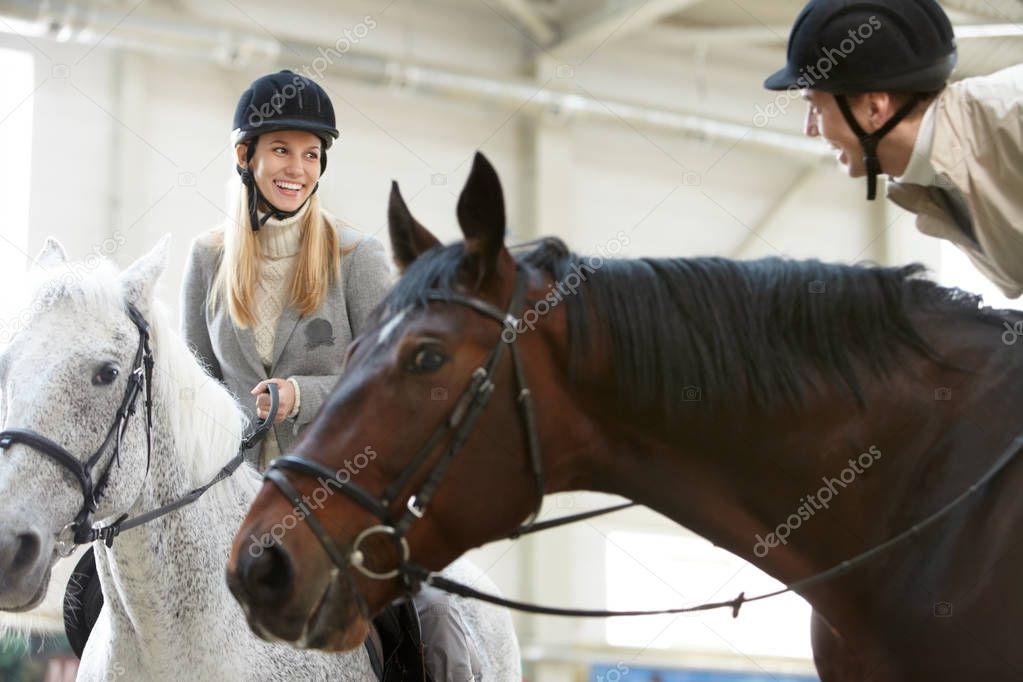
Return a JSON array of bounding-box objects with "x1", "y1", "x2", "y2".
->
[
  {"x1": 92, "y1": 364, "x2": 120, "y2": 386},
  {"x1": 409, "y1": 348, "x2": 446, "y2": 374}
]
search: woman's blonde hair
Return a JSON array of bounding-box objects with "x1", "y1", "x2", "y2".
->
[{"x1": 209, "y1": 172, "x2": 356, "y2": 328}]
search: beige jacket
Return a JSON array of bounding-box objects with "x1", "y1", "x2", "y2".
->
[{"x1": 888, "y1": 64, "x2": 1023, "y2": 297}]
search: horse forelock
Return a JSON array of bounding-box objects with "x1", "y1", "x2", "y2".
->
[{"x1": 370, "y1": 243, "x2": 467, "y2": 326}]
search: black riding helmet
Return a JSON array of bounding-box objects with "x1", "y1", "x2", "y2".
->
[
  {"x1": 765, "y1": 0, "x2": 957, "y2": 200},
  {"x1": 232, "y1": 70, "x2": 340, "y2": 229}
]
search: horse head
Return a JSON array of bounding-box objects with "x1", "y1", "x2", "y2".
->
[
  {"x1": 0, "y1": 237, "x2": 168, "y2": 611},
  {"x1": 228, "y1": 153, "x2": 582, "y2": 650}
]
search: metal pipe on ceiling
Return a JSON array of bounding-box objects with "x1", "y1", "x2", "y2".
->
[{"x1": 0, "y1": 0, "x2": 828, "y2": 160}]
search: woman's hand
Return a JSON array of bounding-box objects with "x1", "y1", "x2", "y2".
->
[{"x1": 251, "y1": 378, "x2": 296, "y2": 425}]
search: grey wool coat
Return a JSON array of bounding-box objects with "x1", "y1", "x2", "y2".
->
[{"x1": 181, "y1": 220, "x2": 393, "y2": 465}]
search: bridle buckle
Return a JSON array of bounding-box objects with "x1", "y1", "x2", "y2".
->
[
  {"x1": 406, "y1": 495, "x2": 425, "y2": 519},
  {"x1": 350, "y1": 525, "x2": 410, "y2": 580},
  {"x1": 55, "y1": 523, "x2": 77, "y2": 558}
]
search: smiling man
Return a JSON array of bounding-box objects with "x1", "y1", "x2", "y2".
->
[{"x1": 766, "y1": 0, "x2": 1023, "y2": 297}]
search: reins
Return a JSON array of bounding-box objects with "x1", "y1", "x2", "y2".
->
[
  {"x1": 408, "y1": 433, "x2": 1023, "y2": 618},
  {"x1": 82, "y1": 385, "x2": 278, "y2": 549}
]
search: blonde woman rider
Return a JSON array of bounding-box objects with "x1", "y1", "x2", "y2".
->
[{"x1": 179, "y1": 70, "x2": 484, "y2": 681}]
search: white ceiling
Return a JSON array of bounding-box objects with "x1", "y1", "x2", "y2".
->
[{"x1": 493, "y1": 0, "x2": 1023, "y2": 77}]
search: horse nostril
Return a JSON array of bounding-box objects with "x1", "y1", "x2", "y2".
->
[
  {"x1": 243, "y1": 542, "x2": 294, "y2": 605},
  {"x1": 11, "y1": 532, "x2": 41, "y2": 575}
]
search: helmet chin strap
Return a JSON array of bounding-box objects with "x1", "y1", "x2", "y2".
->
[
  {"x1": 834, "y1": 93, "x2": 923, "y2": 201},
  {"x1": 236, "y1": 138, "x2": 323, "y2": 231}
]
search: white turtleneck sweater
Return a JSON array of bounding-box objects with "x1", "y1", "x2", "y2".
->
[{"x1": 254, "y1": 203, "x2": 307, "y2": 466}]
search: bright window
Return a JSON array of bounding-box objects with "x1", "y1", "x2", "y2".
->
[
  {"x1": 0, "y1": 47, "x2": 34, "y2": 282},
  {"x1": 938, "y1": 241, "x2": 1023, "y2": 310},
  {"x1": 605, "y1": 531, "x2": 813, "y2": 662}
]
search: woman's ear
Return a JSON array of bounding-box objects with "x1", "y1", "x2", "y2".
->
[{"x1": 235, "y1": 143, "x2": 249, "y2": 169}]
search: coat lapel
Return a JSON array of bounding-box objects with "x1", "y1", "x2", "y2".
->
[
  {"x1": 233, "y1": 324, "x2": 267, "y2": 378},
  {"x1": 271, "y1": 306, "x2": 301, "y2": 370}
]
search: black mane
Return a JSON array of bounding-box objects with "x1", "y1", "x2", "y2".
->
[{"x1": 375, "y1": 238, "x2": 999, "y2": 414}]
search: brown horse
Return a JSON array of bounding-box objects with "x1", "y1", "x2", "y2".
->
[{"x1": 227, "y1": 153, "x2": 1023, "y2": 681}]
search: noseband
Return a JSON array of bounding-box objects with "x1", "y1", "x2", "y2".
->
[
  {"x1": 265, "y1": 268, "x2": 546, "y2": 584},
  {"x1": 0, "y1": 304, "x2": 154, "y2": 552}
]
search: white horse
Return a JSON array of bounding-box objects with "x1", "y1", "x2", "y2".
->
[{"x1": 0, "y1": 237, "x2": 521, "y2": 681}]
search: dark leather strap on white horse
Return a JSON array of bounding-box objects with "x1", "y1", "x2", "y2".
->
[{"x1": 83, "y1": 383, "x2": 279, "y2": 547}]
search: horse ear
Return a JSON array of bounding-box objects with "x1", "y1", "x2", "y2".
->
[
  {"x1": 120, "y1": 234, "x2": 170, "y2": 306},
  {"x1": 457, "y1": 152, "x2": 506, "y2": 282},
  {"x1": 33, "y1": 237, "x2": 69, "y2": 269},
  {"x1": 389, "y1": 181, "x2": 441, "y2": 273}
]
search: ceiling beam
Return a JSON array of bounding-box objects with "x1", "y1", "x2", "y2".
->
[
  {"x1": 552, "y1": 0, "x2": 704, "y2": 58},
  {"x1": 494, "y1": 0, "x2": 558, "y2": 47},
  {"x1": 640, "y1": 21, "x2": 1023, "y2": 50},
  {"x1": 940, "y1": 0, "x2": 1023, "y2": 23}
]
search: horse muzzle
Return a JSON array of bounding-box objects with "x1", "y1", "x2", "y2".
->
[
  {"x1": 0, "y1": 525, "x2": 52, "y2": 611},
  {"x1": 227, "y1": 535, "x2": 369, "y2": 651}
]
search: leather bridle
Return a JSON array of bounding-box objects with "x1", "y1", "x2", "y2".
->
[
  {"x1": 265, "y1": 267, "x2": 548, "y2": 585},
  {"x1": 0, "y1": 303, "x2": 154, "y2": 553},
  {"x1": 0, "y1": 303, "x2": 278, "y2": 554}
]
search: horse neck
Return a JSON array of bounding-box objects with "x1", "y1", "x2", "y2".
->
[
  {"x1": 93, "y1": 392, "x2": 251, "y2": 650},
  {"x1": 565, "y1": 320, "x2": 1020, "y2": 626}
]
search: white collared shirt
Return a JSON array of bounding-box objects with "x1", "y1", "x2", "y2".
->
[
  {"x1": 893, "y1": 99, "x2": 974, "y2": 240},
  {"x1": 894, "y1": 100, "x2": 939, "y2": 186}
]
